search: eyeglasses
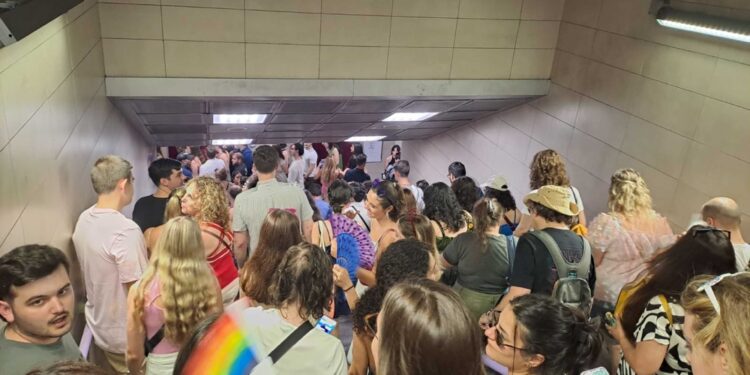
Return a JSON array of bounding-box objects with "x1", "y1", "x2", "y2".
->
[
  {"x1": 364, "y1": 312, "x2": 378, "y2": 339},
  {"x1": 691, "y1": 227, "x2": 731, "y2": 241},
  {"x1": 697, "y1": 272, "x2": 750, "y2": 315},
  {"x1": 482, "y1": 309, "x2": 528, "y2": 352}
]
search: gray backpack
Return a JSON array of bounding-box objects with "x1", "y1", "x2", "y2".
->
[{"x1": 528, "y1": 230, "x2": 593, "y2": 315}]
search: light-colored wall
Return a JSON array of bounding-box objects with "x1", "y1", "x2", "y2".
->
[
  {"x1": 98, "y1": 0, "x2": 563, "y2": 79},
  {"x1": 0, "y1": 1, "x2": 152, "y2": 259},
  {"x1": 403, "y1": 0, "x2": 750, "y2": 235}
]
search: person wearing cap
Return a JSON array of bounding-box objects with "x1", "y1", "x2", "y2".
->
[
  {"x1": 482, "y1": 175, "x2": 529, "y2": 237},
  {"x1": 496, "y1": 185, "x2": 596, "y2": 311},
  {"x1": 176, "y1": 153, "x2": 193, "y2": 181}
]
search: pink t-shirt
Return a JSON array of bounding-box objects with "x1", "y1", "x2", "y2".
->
[
  {"x1": 588, "y1": 212, "x2": 676, "y2": 305},
  {"x1": 72, "y1": 206, "x2": 148, "y2": 353}
]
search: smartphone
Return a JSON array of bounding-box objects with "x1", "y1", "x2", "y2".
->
[
  {"x1": 604, "y1": 312, "x2": 617, "y2": 328},
  {"x1": 315, "y1": 316, "x2": 337, "y2": 334}
]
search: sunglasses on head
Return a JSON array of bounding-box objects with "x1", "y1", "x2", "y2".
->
[
  {"x1": 371, "y1": 179, "x2": 396, "y2": 208},
  {"x1": 691, "y1": 226, "x2": 731, "y2": 241},
  {"x1": 697, "y1": 271, "x2": 750, "y2": 315}
]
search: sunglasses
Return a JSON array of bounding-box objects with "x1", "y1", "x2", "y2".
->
[
  {"x1": 697, "y1": 272, "x2": 750, "y2": 315},
  {"x1": 691, "y1": 227, "x2": 731, "y2": 241}
]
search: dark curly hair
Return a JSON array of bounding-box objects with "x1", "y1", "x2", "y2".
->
[
  {"x1": 451, "y1": 176, "x2": 481, "y2": 213},
  {"x1": 329, "y1": 179, "x2": 353, "y2": 214},
  {"x1": 423, "y1": 182, "x2": 466, "y2": 232},
  {"x1": 270, "y1": 242, "x2": 333, "y2": 321},
  {"x1": 483, "y1": 187, "x2": 517, "y2": 212},
  {"x1": 352, "y1": 239, "x2": 433, "y2": 334},
  {"x1": 529, "y1": 149, "x2": 570, "y2": 190}
]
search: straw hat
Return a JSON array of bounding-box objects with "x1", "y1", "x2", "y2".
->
[
  {"x1": 523, "y1": 185, "x2": 580, "y2": 217},
  {"x1": 485, "y1": 175, "x2": 509, "y2": 192}
]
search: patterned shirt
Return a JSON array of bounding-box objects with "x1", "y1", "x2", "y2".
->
[{"x1": 618, "y1": 296, "x2": 691, "y2": 375}]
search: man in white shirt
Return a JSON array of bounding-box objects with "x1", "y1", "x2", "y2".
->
[
  {"x1": 303, "y1": 143, "x2": 319, "y2": 178},
  {"x1": 199, "y1": 146, "x2": 226, "y2": 177},
  {"x1": 394, "y1": 160, "x2": 424, "y2": 212},
  {"x1": 287, "y1": 143, "x2": 306, "y2": 188},
  {"x1": 702, "y1": 197, "x2": 750, "y2": 271},
  {"x1": 72, "y1": 155, "x2": 148, "y2": 374}
]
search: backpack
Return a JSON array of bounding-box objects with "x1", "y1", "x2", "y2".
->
[{"x1": 529, "y1": 230, "x2": 593, "y2": 315}]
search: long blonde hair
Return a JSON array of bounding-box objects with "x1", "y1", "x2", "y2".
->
[
  {"x1": 163, "y1": 187, "x2": 186, "y2": 223},
  {"x1": 681, "y1": 273, "x2": 750, "y2": 375},
  {"x1": 320, "y1": 156, "x2": 337, "y2": 186},
  {"x1": 608, "y1": 168, "x2": 653, "y2": 216},
  {"x1": 186, "y1": 177, "x2": 230, "y2": 230},
  {"x1": 133, "y1": 217, "x2": 222, "y2": 344}
]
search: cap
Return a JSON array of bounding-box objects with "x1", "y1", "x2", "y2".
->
[
  {"x1": 486, "y1": 175, "x2": 509, "y2": 192},
  {"x1": 523, "y1": 185, "x2": 580, "y2": 217}
]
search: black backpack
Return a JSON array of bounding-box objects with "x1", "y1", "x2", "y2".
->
[{"x1": 528, "y1": 230, "x2": 593, "y2": 315}]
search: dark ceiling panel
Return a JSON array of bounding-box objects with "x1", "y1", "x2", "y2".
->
[
  {"x1": 309, "y1": 129, "x2": 356, "y2": 137},
  {"x1": 270, "y1": 114, "x2": 331, "y2": 124},
  {"x1": 315, "y1": 122, "x2": 371, "y2": 130},
  {"x1": 430, "y1": 110, "x2": 494, "y2": 121},
  {"x1": 393, "y1": 128, "x2": 451, "y2": 139},
  {"x1": 140, "y1": 113, "x2": 206, "y2": 125},
  {"x1": 133, "y1": 100, "x2": 205, "y2": 114},
  {"x1": 147, "y1": 125, "x2": 207, "y2": 134},
  {"x1": 453, "y1": 99, "x2": 525, "y2": 112},
  {"x1": 265, "y1": 123, "x2": 315, "y2": 131},
  {"x1": 328, "y1": 113, "x2": 386, "y2": 123},
  {"x1": 414, "y1": 120, "x2": 468, "y2": 129},
  {"x1": 260, "y1": 131, "x2": 307, "y2": 138}
]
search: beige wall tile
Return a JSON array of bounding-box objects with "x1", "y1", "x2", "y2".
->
[
  {"x1": 39, "y1": 29, "x2": 74, "y2": 98},
  {"x1": 390, "y1": 17, "x2": 456, "y2": 48},
  {"x1": 165, "y1": 41, "x2": 245, "y2": 78},
  {"x1": 72, "y1": 43, "x2": 105, "y2": 119},
  {"x1": 614, "y1": 152, "x2": 678, "y2": 213},
  {"x1": 322, "y1": 0, "x2": 392, "y2": 16},
  {"x1": 680, "y1": 142, "x2": 750, "y2": 210},
  {"x1": 321, "y1": 15, "x2": 390, "y2": 46},
  {"x1": 550, "y1": 50, "x2": 590, "y2": 93},
  {"x1": 319, "y1": 46, "x2": 388, "y2": 78},
  {"x1": 521, "y1": 0, "x2": 565, "y2": 20},
  {"x1": 621, "y1": 116, "x2": 690, "y2": 178},
  {"x1": 455, "y1": 19, "x2": 519, "y2": 48},
  {"x1": 98, "y1": 3, "x2": 162, "y2": 39},
  {"x1": 0, "y1": 47, "x2": 49, "y2": 139},
  {"x1": 246, "y1": 44, "x2": 318, "y2": 78},
  {"x1": 500, "y1": 104, "x2": 538, "y2": 136},
  {"x1": 245, "y1": 0, "x2": 321, "y2": 13},
  {"x1": 531, "y1": 110, "x2": 574, "y2": 154},
  {"x1": 516, "y1": 21, "x2": 560, "y2": 48},
  {"x1": 532, "y1": 84, "x2": 580, "y2": 125},
  {"x1": 103, "y1": 39, "x2": 166, "y2": 77},
  {"x1": 162, "y1": 0, "x2": 244, "y2": 9},
  {"x1": 65, "y1": 6, "x2": 101, "y2": 68},
  {"x1": 664, "y1": 182, "x2": 710, "y2": 229},
  {"x1": 596, "y1": 0, "x2": 653, "y2": 39},
  {"x1": 574, "y1": 97, "x2": 629, "y2": 148},
  {"x1": 450, "y1": 49, "x2": 513, "y2": 79},
  {"x1": 392, "y1": 0, "x2": 459, "y2": 18},
  {"x1": 510, "y1": 49, "x2": 555, "y2": 79},
  {"x1": 582, "y1": 61, "x2": 642, "y2": 112},
  {"x1": 642, "y1": 46, "x2": 718, "y2": 94},
  {"x1": 562, "y1": 0, "x2": 601, "y2": 28},
  {"x1": 459, "y1": 0, "x2": 523, "y2": 19},
  {"x1": 163, "y1": 6, "x2": 244, "y2": 42},
  {"x1": 556, "y1": 22, "x2": 595, "y2": 58},
  {"x1": 0, "y1": 84, "x2": 6, "y2": 149},
  {"x1": 0, "y1": 147, "x2": 22, "y2": 244},
  {"x1": 387, "y1": 48, "x2": 452, "y2": 79},
  {"x1": 631, "y1": 79, "x2": 705, "y2": 138},
  {"x1": 590, "y1": 31, "x2": 652, "y2": 74},
  {"x1": 707, "y1": 59, "x2": 750, "y2": 110},
  {"x1": 695, "y1": 99, "x2": 750, "y2": 163},
  {"x1": 99, "y1": 0, "x2": 159, "y2": 4},
  {"x1": 246, "y1": 11, "x2": 321, "y2": 45},
  {"x1": 0, "y1": 221, "x2": 25, "y2": 256},
  {"x1": 567, "y1": 129, "x2": 619, "y2": 181},
  {"x1": 497, "y1": 120, "x2": 532, "y2": 161}
]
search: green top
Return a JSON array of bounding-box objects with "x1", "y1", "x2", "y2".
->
[{"x1": 0, "y1": 325, "x2": 82, "y2": 375}]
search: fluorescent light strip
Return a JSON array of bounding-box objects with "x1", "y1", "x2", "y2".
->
[
  {"x1": 346, "y1": 136, "x2": 386, "y2": 142},
  {"x1": 212, "y1": 139, "x2": 253, "y2": 145},
  {"x1": 383, "y1": 112, "x2": 438, "y2": 122},
  {"x1": 213, "y1": 114, "x2": 267, "y2": 124},
  {"x1": 656, "y1": 19, "x2": 750, "y2": 43}
]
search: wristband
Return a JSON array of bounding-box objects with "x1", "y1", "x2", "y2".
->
[{"x1": 344, "y1": 285, "x2": 355, "y2": 292}]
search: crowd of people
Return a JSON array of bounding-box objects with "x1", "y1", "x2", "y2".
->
[{"x1": 0, "y1": 142, "x2": 749, "y2": 375}]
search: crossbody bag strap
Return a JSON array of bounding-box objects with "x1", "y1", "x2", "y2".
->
[
  {"x1": 268, "y1": 321, "x2": 315, "y2": 364},
  {"x1": 144, "y1": 325, "x2": 165, "y2": 356}
]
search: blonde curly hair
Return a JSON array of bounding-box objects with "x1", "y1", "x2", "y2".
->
[
  {"x1": 186, "y1": 177, "x2": 230, "y2": 230},
  {"x1": 529, "y1": 149, "x2": 570, "y2": 189},
  {"x1": 132, "y1": 217, "x2": 222, "y2": 344},
  {"x1": 608, "y1": 168, "x2": 653, "y2": 216}
]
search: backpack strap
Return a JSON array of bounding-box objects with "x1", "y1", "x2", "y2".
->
[
  {"x1": 268, "y1": 321, "x2": 314, "y2": 364},
  {"x1": 506, "y1": 235, "x2": 516, "y2": 274},
  {"x1": 657, "y1": 295, "x2": 674, "y2": 325},
  {"x1": 528, "y1": 230, "x2": 591, "y2": 280},
  {"x1": 352, "y1": 206, "x2": 370, "y2": 232}
]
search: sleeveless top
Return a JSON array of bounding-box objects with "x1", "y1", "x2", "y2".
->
[
  {"x1": 434, "y1": 221, "x2": 454, "y2": 252},
  {"x1": 143, "y1": 276, "x2": 180, "y2": 354},
  {"x1": 316, "y1": 220, "x2": 333, "y2": 256},
  {"x1": 201, "y1": 222, "x2": 239, "y2": 289},
  {"x1": 499, "y1": 211, "x2": 520, "y2": 236}
]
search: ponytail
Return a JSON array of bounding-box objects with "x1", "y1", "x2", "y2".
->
[
  {"x1": 568, "y1": 317, "x2": 605, "y2": 375},
  {"x1": 472, "y1": 198, "x2": 503, "y2": 249}
]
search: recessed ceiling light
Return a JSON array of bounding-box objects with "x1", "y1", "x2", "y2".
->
[
  {"x1": 346, "y1": 136, "x2": 386, "y2": 142},
  {"x1": 213, "y1": 114, "x2": 267, "y2": 124},
  {"x1": 382, "y1": 112, "x2": 439, "y2": 122},
  {"x1": 212, "y1": 138, "x2": 253, "y2": 145}
]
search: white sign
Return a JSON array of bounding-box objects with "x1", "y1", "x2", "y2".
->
[{"x1": 362, "y1": 141, "x2": 382, "y2": 162}]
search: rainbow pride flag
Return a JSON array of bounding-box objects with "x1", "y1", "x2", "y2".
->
[{"x1": 182, "y1": 311, "x2": 271, "y2": 375}]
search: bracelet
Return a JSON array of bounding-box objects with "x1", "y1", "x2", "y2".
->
[{"x1": 344, "y1": 285, "x2": 355, "y2": 292}]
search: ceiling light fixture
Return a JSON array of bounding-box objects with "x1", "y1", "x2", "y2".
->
[
  {"x1": 212, "y1": 138, "x2": 253, "y2": 145},
  {"x1": 346, "y1": 136, "x2": 386, "y2": 142},
  {"x1": 382, "y1": 112, "x2": 439, "y2": 122},
  {"x1": 655, "y1": 6, "x2": 750, "y2": 43},
  {"x1": 213, "y1": 114, "x2": 267, "y2": 124}
]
